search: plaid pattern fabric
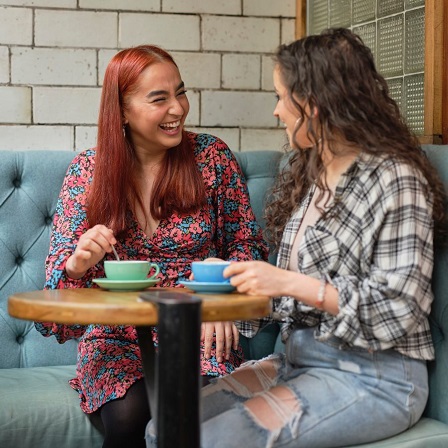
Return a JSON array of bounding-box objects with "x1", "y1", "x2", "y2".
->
[{"x1": 238, "y1": 153, "x2": 435, "y2": 360}]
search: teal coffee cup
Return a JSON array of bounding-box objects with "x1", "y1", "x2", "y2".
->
[{"x1": 104, "y1": 260, "x2": 160, "y2": 281}]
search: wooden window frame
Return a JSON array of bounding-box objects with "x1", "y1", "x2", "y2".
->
[{"x1": 295, "y1": 0, "x2": 448, "y2": 144}]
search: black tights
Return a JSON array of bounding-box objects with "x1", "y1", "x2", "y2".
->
[
  {"x1": 89, "y1": 379, "x2": 150, "y2": 448},
  {"x1": 88, "y1": 376, "x2": 210, "y2": 447}
]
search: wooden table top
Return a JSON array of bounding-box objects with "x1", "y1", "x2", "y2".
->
[{"x1": 8, "y1": 287, "x2": 271, "y2": 326}]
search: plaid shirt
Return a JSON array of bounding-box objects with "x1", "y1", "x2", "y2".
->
[{"x1": 238, "y1": 152, "x2": 435, "y2": 361}]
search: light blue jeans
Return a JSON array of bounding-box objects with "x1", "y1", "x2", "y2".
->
[{"x1": 146, "y1": 326, "x2": 428, "y2": 448}]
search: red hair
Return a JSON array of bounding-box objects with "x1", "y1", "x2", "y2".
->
[{"x1": 87, "y1": 45, "x2": 206, "y2": 236}]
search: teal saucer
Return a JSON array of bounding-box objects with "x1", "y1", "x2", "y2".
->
[
  {"x1": 93, "y1": 278, "x2": 160, "y2": 291},
  {"x1": 179, "y1": 280, "x2": 235, "y2": 294}
]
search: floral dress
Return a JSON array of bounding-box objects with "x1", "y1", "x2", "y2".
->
[{"x1": 35, "y1": 132, "x2": 268, "y2": 413}]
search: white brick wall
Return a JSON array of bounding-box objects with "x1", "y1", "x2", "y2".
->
[
  {"x1": 0, "y1": 86, "x2": 31, "y2": 123},
  {"x1": 79, "y1": 0, "x2": 159, "y2": 11},
  {"x1": 33, "y1": 87, "x2": 101, "y2": 124},
  {"x1": 35, "y1": 10, "x2": 118, "y2": 48},
  {"x1": 0, "y1": 1, "x2": 296, "y2": 152},
  {"x1": 0, "y1": 7, "x2": 32, "y2": 45},
  {"x1": 0, "y1": 46, "x2": 9, "y2": 83},
  {"x1": 11, "y1": 48, "x2": 97, "y2": 85},
  {"x1": 202, "y1": 16, "x2": 279, "y2": 53},
  {"x1": 120, "y1": 14, "x2": 200, "y2": 50}
]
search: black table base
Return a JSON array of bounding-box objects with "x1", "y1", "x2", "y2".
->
[{"x1": 137, "y1": 291, "x2": 202, "y2": 448}]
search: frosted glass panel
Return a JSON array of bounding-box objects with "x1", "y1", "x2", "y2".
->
[
  {"x1": 377, "y1": 15, "x2": 404, "y2": 77},
  {"x1": 405, "y1": 8, "x2": 425, "y2": 73},
  {"x1": 378, "y1": 0, "x2": 403, "y2": 18},
  {"x1": 353, "y1": 23, "x2": 377, "y2": 60},
  {"x1": 308, "y1": 0, "x2": 328, "y2": 35},
  {"x1": 330, "y1": 0, "x2": 351, "y2": 28},
  {"x1": 306, "y1": 0, "x2": 426, "y2": 135},
  {"x1": 353, "y1": 0, "x2": 376, "y2": 24},
  {"x1": 387, "y1": 77, "x2": 404, "y2": 110},
  {"x1": 404, "y1": 74, "x2": 424, "y2": 134},
  {"x1": 405, "y1": 0, "x2": 424, "y2": 8}
]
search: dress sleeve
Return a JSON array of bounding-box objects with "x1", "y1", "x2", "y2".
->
[
  {"x1": 34, "y1": 151, "x2": 96, "y2": 343},
  {"x1": 328, "y1": 164, "x2": 434, "y2": 350},
  {"x1": 210, "y1": 140, "x2": 269, "y2": 262}
]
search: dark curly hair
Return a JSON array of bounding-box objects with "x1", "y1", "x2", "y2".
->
[{"x1": 266, "y1": 28, "x2": 447, "y2": 247}]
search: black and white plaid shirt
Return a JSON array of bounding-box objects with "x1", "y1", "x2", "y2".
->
[{"x1": 239, "y1": 152, "x2": 435, "y2": 361}]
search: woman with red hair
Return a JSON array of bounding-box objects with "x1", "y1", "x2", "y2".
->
[{"x1": 35, "y1": 45, "x2": 268, "y2": 448}]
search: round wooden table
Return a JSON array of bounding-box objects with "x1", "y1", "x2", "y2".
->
[
  {"x1": 8, "y1": 287, "x2": 271, "y2": 325},
  {"x1": 8, "y1": 287, "x2": 271, "y2": 448}
]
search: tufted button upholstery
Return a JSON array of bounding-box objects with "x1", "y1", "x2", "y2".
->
[
  {"x1": 0, "y1": 151, "x2": 79, "y2": 369},
  {"x1": 420, "y1": 145, "x2": 448, "y2": 425}
]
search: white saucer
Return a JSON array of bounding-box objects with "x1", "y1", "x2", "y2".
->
[
  {"x1": 179, "y1": 280, "x2": 235, "y2": 294},
  {"x1": 93, "y1": 278, "x2": 161, "y2": 291}
]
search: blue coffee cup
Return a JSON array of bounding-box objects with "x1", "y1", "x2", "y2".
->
[{"x1": 191, "y1": 261, "x2": 231, "y2": 283}]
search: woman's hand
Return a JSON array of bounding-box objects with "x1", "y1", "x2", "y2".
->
[
  {"x1": 224, "y1": 260, "x2": 290, "y2": 297},
  {"x1": 201, "y1": 321, "x2": 239, "y2": 363},
  {"x1": 65, "y1": 225, "x2": 116, "y2": 279}
]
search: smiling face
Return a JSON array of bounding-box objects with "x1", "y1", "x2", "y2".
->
[
  {"x1": 123, "y1": 61, "x2": 189, "y2": 155},
  {"x1": 273, "y1": 66, "x2": 313, "y2": 150}
]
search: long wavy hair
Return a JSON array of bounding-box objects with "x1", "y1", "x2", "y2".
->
[
  {"x1": 266, "y1": 28, "x2": 447, "y2": 247},
  {"x1": 87, "y1": 45, "x2": 206, "y2": 236}
]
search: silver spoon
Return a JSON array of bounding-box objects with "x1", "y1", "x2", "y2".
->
[{"x1": 111, "y1": 244, "x2": 120, "y2": 261}]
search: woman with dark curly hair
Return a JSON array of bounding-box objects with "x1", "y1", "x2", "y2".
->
[{"x1": 149, "y1": 28, "x2": 447, "y2": 447}]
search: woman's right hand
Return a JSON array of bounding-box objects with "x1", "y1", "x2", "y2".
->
[{"x1": 65, "y1": 225, "x2": 116, "y2": 279}]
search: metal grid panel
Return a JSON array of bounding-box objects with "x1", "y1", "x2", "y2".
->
[
  {"x1": 403, "y1": 73, "x2": 424, "y2": 134},
  {"x1": 405, "y1": 0, "x2": 424, "y2": 9},
  {"x1": 378, "y1": 0, "x2": 404, "y2": 18},
  {"x1": 386, "y1": 77, "x2": 404, "y2": 110},
  {"x1": 377, "y1": 15, "x2": 404, "y2": 77},
  {"x1": 330, "y1": 0, "x2": 351, "y2": 28},
  {"x1": 353, "y1": 0, "x2": 376, "y2": 24},
  {"x1": 308, "y1": 0, "x2": 329, "y2": 35},
  {"x1": 404, "y1": 8, "x2": 425, "y2": 73},
  {"x1": 353, "y1": 22, "x2": 377, "y2": 60}
]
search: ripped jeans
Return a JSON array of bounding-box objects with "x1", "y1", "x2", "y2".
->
[{"x1": 146, "y1": 326, "x2": 428, "y2": 448}]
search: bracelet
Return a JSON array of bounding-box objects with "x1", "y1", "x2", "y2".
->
[{"x1": 316, "y1": 277, "x2": 326, "y2": 309}]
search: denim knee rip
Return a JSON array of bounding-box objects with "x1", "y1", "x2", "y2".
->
[
  {"x1": 202, "y1": 353, "x2": 284, "y2": 399},
  {"x1": 205, "y1": 353, "x2": 304, "y2": 448},
  {"x1": 240, "y1": 386, "x2": 304, "y2": 448}
]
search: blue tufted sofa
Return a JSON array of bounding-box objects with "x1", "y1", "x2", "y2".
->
[{"x1": 1, "y1": 147, "x2": 448, "y2": 448}]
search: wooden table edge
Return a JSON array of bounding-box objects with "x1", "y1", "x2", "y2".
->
[{"x1": 8, "y1": 288, "x2": 272, "y2": 326}]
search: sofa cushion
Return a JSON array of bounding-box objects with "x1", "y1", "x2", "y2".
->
[
  {"x1": 0, "y1": 150, "x2": 79, "y2": 368},
  {"x1": 351, "y1": 418, "x2": 448, "y2": 447},
  {"x1": 0, "y1": 365, "x2": 103, "y2": 448}
]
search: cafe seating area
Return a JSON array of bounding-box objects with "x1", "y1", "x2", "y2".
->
[{"x1": 1, "y1": 146, "x2": 448, "y2": 447}]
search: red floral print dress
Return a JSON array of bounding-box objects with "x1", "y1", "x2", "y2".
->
[{"x1": 35, "y1": 132, "x2": 268, "y2": 413}]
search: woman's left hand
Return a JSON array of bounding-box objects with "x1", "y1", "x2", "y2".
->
[{"x1": 201, "y1": 321, "x2": 239, "y2": 363}]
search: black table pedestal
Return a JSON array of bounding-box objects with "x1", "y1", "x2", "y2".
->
[{"x1": 137, "y1": 291, "x2": 202, "y2": 448}]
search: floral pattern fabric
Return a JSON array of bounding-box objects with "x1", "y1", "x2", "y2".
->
[{"x1": 35, "y1": 132, "x2": 268, "y2": 413}]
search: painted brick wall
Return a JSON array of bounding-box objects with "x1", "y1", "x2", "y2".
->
[{"x1": 0, "y1": 0, "x2": 295, "y2": 152}]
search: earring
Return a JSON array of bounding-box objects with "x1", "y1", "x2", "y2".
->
[
  {"x1": 295, "y1": 117, "x2": 303, "y2": 127},
  {"x1": 122, "y1": 125, "x2": 126, "y2": 138}
]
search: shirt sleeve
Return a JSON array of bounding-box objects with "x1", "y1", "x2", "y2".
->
[
  {"x1": 327, "y1": 164, "x2": 434, "y2": 351},
  {"x1": 34, "y1": 152, "x2": 96, "y2": 342}
]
